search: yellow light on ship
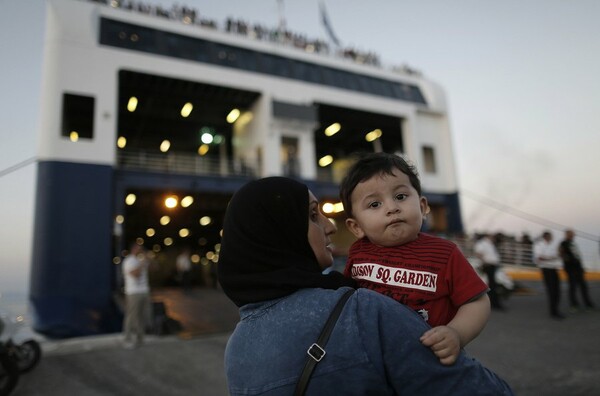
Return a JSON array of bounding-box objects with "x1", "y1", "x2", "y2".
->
[
  {"x1": 237, "y1": 112, "x2": 254, "y2": 126},
  {"x1": 365, "y1": 129, "x2": 382, "y2": 142},
  {"x1": 199, "y1": 216, "x2": 212, "y2": 226},
  {"x1": 181, "y1": 102, "x2": 193, "y2": 118},
  {"x1": 164, "y1": 237, "x2": 173, "y2": 246},
  {"x1": 165, "y1": 196, "x2": 178, "y2": 208},
  {"x1": 198, "y1": 144, "x2": 209, "y2": 155},
  {"x1": 127, "y1": 96, "x2": 138, "y2": 112},
  {"x1": 160, "y1": 215, "x2": 171, "y2": 225},
  {"x1": 324, "y1": 123, "x2": 341, "y2": 137},
  {"x1": 179, "y1": 228, "x2": 190, "y2": 237},
  {"x1": 318, "y1": 155, "x2": 333, "y2": 167},
  {"x1": 191, "y1": 254, "x2": 200, "y2": 263},
  {"x1": 115, "y1": 215, "x2": 124, "y2": 224},
  {"x1": 146, "y1": 228, "x2": 155, "y2": 237},
  {"x1": 334, "y1": 202, "x2": 345, "y2": 213},
  {"x1": 181, "y1": 196, "x2": 194, "y2": 207},
  {"x1": 125, "y1": 193, "x2": 136, "y2": 205},
  {"x1": 117, "y1": 136, "x2": 127, "y2": 148},
  {"x1": 160, "y1": 140, "x2": 171, "y2": 152},
  {"x1": 69, "y1": 131, "x2": 79, "y2": 142},
  {"x1": 322, "y1": 203, "x2": 335, "y2": 214},
  {"x1": 226, "y1": 108, "x2": 241, "y2": 123}
]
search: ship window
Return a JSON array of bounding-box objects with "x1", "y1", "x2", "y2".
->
[
  {"x1": 422, "y1": 146, "x2": 436, "y2": 173},
  {"x1": 260, "y1": 54, "x2": 291, "y2": 77},
  {"x1": 61, "y1": 93, "x2": 95, "y2": 140},
  {"x1": 294, "y1": 61, "x2": 322, "y2": 84}
]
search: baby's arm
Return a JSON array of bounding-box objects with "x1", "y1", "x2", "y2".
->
[{"x1": 420, "y1": 294, "x2": 491, "y2": 365}]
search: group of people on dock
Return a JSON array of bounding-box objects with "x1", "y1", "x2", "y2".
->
[{"x1": 533, "y1": 229, "x2": 596, "y2": 319}]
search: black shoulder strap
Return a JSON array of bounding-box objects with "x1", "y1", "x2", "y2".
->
[{"x1": 293, "y1": 289, "x2": 355, "y2": 396}]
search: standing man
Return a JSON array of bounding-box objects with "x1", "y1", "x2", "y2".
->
[
  {"x1": 474, "y1": 233, "x2": 505, "y2": 311},
  {"x1": 176, "y1": 247, "x2": 193, "y2": 293},
  {"x1": 122, "y1": 242, "x2": 150, "y2": 348},
  {"x1": 534, "y1": 231, "x2": 564, "y2": 320},
  {"x1": 559, "y1": 229, "x2": 595, "y2": 311}
]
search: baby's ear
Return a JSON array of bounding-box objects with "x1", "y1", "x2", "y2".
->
[
  {"x1": 420, "y1": 196, "x2": 429, "y2": 215},
  {"x1": 345, "y1": 218, "x2": 365, "y2": 239}
]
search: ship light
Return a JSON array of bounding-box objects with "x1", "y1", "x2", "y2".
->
[
  {"x1": 181, "y1": 196, "x2": 194, "y2": 207},
  {"x1": 199, "y1": 216, "x2": 211, "y2": 226},
  {"x1": 227, "y1": 108, "x2": 240, "y2": 123},
  {"x1": 181, "y1": 102, "x2": 193, "y2": 118},
  {"x1": 365, "y1": 129, "x2": 382, "y2": 142},
  {"x1": 117, "y1": 136, "x2": 127, "y2": 148},
  {"x1": 201, "y1": 133, "x2": 214, "y2": 144},
  {"x1": 127, "y1": 97, "x2": 138, "y2": 112},
  {"x1": 125, "y1": 193, "x2": 136, "y2": 205},
  {"x1": 164, "y1": 196, "x2": 178, "y2": 208},
  {"x1": 318, "y1": 155, "x2": 334, "y2": 167},
  {"x1": 160, "y1": 215, "x2": 170, "y2": 225},
  {"x1": 198, "y1": 144, "x2": 209, "y2": 155},
  {"x1": 324, "y1": 123, "x2": 341, "y2": 137},
  {"x1": 69, "y1": 131, "x2": 79, "y2": 142},
  {"x1": 322, "y1": 203, "x2": 335, "y2": 214},
  {"x1": 322, "y1": 202, "x2": 345, "y2": 214},
  {"x1": 160, "y1": 140, "x2": 171, "y2": 152}
]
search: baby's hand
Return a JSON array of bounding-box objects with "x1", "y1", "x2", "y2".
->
[{"x1": 420, "y1": 326, "x2": 461, "y2": 365}]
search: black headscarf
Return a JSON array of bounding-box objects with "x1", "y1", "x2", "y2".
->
[{"x1": 218, "y1": 177, "x2": 355, "y2": 307}]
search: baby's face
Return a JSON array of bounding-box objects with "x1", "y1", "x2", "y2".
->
[{"x1": 345, "y1": 170, "x2": 427, "y2": 247}]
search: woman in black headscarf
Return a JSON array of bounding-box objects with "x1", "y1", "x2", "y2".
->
[
  {"x1": 218, "y1": 177, "x2": 513, "y2": 396},
  {"x1": 218, "y1": 177, "x2": 354, "y2": 306}
]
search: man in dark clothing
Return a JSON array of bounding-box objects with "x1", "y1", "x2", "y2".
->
[{"x1": 559, "y1": 229, "x2": 595, "y2": 311}]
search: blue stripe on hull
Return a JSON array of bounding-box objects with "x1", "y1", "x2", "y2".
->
[{"x1": 29, "y1": 161, "x2": 121, "y2": 338}]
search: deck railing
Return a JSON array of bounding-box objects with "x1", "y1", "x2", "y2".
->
[
  {"x1": 448, "y1": 236, "x2": 535, "y2": 268},
  {"x1": 116, "y1": 151, "x2": 258, "y2": 178}
]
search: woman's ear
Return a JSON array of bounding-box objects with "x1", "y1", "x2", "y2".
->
[{"x1": 345, "y1": 218, "x2": 365, "y2": 239}]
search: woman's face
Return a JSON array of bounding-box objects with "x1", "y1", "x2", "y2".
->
[{"x1": 307, "y1": 190, "x2": 337, "y2": 270}]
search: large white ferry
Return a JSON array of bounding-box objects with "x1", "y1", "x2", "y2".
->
[{"x1": 25, "y1": 0, "x2": 463, "y2": 337}]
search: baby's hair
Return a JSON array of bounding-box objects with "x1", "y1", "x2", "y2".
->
[{"x1": 339, "y1": 152, "x2": 421, "y2": 218}]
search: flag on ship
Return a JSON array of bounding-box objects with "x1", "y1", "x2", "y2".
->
[{"x1": 320, "y1": 2, "x2": 341, "y2": 47}]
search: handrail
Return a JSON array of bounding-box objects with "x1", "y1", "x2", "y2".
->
[{"x1": 116, "y1": 151, "x2": 258, "y2": 178}]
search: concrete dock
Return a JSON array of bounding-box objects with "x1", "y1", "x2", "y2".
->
[{"x1": 9, "y1": 276, "x2": 600, "y2": 396}]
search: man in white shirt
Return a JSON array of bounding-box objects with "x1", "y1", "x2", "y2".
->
[
  {"x1": 534, "y1": 231, "x2": 564, "y2": 320},
  {"x1": 122, "y1": 243, "x2": 150, "y2": 347},
  {"x1": 176, "y1": 247, "x2": 193, "y2": 293},
  {"x1": 474, "y1": 234, "x2": 505, "y2": 311}
]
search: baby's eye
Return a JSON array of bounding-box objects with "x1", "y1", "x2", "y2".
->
[
  {"x1": 395, "y1": 193, "x2": 407, "y2": 201},
  {"x1": 368, "y1": 201, "x2": 382, "y2": 209}
]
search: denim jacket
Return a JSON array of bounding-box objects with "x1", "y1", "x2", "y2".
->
[{"x1": 224, "y1": 287, "x2": 513, "y2": 395}]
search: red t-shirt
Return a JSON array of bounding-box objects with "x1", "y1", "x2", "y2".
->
[{"x1": 344, "y1": 233, "x2": 488, "y2": 327}]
